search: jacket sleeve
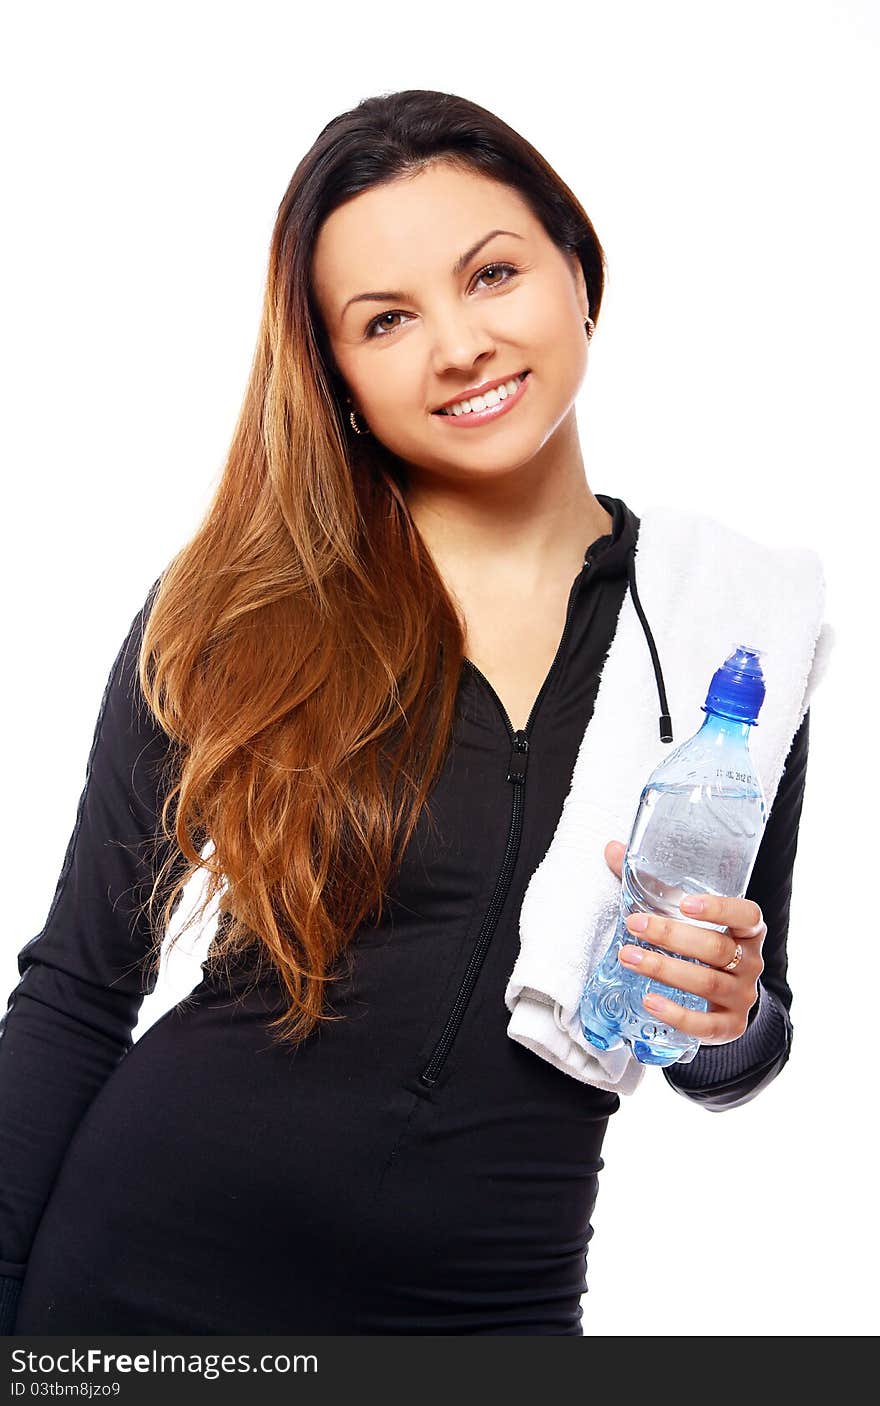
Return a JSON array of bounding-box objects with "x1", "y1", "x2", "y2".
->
[
  {"x1": 0, "y1": 579, "x2": 192, "y2": 1330},
  {"x1": 661, "y1": 707, "x2": 810, "y2": 1112}
]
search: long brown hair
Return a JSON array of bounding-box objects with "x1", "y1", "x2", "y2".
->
[{"x1": 140, "y1": 89, "x2": 607, "y2": 1046}]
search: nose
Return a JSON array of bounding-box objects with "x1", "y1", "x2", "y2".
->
[{"x1": 428, "y1": 307, "x2": 498, "y2": 379}]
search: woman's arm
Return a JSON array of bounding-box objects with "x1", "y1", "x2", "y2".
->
[
  {"x1": 0, "y1": 581, "x2": 190, "y2": 1329},
  {"x1": 661, "y1": 707, "x2": 810, "y2": 1111}
]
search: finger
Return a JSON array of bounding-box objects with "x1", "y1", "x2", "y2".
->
[
  {"x1": 619, "y1": 941, "x2": 758, "y2": 1006},
  {"x1": 623, "y1": 909, "x2": 755, "y2": 968},
  {"x1": 679, "y1": 892, "x2": 765, "y2": 937},
  {"x1": 604, "y1": 841, "x2": 626, "y2": 874},
  {"x1": 640, "y1": 990, "x2": 751, "y2": 1044}
]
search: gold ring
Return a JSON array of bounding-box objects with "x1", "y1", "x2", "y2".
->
[{"x1": 723, "y1": 941, "x2": 744, "y2": 973}]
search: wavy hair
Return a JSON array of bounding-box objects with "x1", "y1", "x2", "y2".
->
[{"x1": 139, "y1": 88, "x2": 608, "y2": 1046}]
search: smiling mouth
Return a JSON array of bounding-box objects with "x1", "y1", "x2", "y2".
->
[{"x1": 433, "y1": 370, "x2": 530, "y2": 417}]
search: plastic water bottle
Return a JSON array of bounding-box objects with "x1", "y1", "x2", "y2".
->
[{"x1": 579, "y1": 644, "x2": 768, "y2": 1067}]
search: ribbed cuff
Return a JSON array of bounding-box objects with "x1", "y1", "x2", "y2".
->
[
  {"x1": 0, "y1": 1274, "x2": 22, "y2": 1335},
  {"x1": 664, "y1": 984, "x2": 790, "y2": 1090}
]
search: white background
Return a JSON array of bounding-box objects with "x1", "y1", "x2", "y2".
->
[{"x1": 2, "y1": 0, "x2": 875, "y2": 1336}]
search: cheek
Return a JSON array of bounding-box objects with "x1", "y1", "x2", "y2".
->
[
  {"x1": 359, "y1": 372, "x2": 430, "y2": 452},
  {"x1": 539, "y1": 300, "x2": 583, "y2": 356},
  {"x1": 531, "y1": 285, "x2": 589, "y2": 362},
  {"x1": 359, "y1": 355, "x2": 422, "y2": 413}
]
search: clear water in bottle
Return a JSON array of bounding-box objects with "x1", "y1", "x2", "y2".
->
[{"x1": 579, "y1": 644, "x2": 769, "y2": 1067}]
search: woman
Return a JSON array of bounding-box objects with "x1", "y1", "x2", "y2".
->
[{"x1": 0, "y1": 89, "x2": 812, "y2": 1336}]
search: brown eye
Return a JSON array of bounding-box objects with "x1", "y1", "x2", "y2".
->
[
  {"x1": 474, "y1": 263, "x2": 518, "y2": 290},
  {"x1": 367, "y1": 312, "x2": 404, "y2": 337},
  {"x1": 371, "y1": 312, "x2": 402, "y2": 333}
]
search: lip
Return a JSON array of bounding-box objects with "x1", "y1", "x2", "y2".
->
[
  {"x1": 433, "y1": 369, "x2": 528, "y2": 413},
  {"x1": 432, "y1": 370, "x2": 531, "y2": 428}
]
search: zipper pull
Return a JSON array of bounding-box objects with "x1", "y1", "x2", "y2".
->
[{"x1": 506, "y1": 730, "x2": 529, "y2": 784}]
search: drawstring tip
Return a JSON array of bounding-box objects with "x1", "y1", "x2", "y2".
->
[{"x1": 659, "y1": 713, "x2": 673, "y2": 743}]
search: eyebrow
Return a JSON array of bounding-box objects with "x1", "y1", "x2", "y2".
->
[{"x1": 340, "y1": 229, "x2": 525, "y2": 320}]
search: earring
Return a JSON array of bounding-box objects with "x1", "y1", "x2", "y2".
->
[
  {"x1": 348, "y1": 406, "x2": 371, "y2": 436},
  {"x1": 584, "y1": 316, "x2": 595, "y2": 341}
]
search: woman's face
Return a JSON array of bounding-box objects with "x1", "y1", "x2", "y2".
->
[{"x1": 311, "y1": 161, "x2": 591, "y2": 483}]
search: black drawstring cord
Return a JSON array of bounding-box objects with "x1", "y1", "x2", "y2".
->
[{"x1": 626, "y1": 547, "x2": 674, "y2": 743}]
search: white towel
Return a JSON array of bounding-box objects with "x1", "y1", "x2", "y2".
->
[{"x1": 504, "y1": 502, "x2": 835, "y2": 1095}]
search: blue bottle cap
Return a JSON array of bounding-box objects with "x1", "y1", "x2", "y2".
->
[{"x1": 702, "y1": 644, "x2": 766, "y2": 725}]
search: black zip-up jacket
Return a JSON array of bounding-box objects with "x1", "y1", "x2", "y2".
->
[{"x1": 0, "y1": 495, "x2": 810, "y2": 1335}]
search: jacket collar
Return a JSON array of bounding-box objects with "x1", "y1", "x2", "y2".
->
[{"x1": 587, "y1": 493, "x2": 640, "y2": 577}]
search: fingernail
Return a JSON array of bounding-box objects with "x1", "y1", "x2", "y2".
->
[
  {"x1": 627, "y1": 913, "x2": 649, "y2": 932},
  {"x1": 620, "y1": 946, "x2": 643, "y2": 964},
  {"x1": 681, "y1": 896, "x2": 703, "y2": 914}
]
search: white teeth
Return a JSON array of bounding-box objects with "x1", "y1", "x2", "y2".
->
[{"x1": 443, "y1": 374, "x2": 524, "y2": 416}]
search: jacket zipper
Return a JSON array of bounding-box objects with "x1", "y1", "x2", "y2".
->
[{"x1": 419, "y1": 560, "x2": 589, "y2": 1087}]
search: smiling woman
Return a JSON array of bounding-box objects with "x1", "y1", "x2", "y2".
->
[
  {"x1": 1, "y1": 88, "x2": 816, "y2": 1338},
  {"x1": 310, "y1": 159, "x2": 599, "y2": 501}
]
